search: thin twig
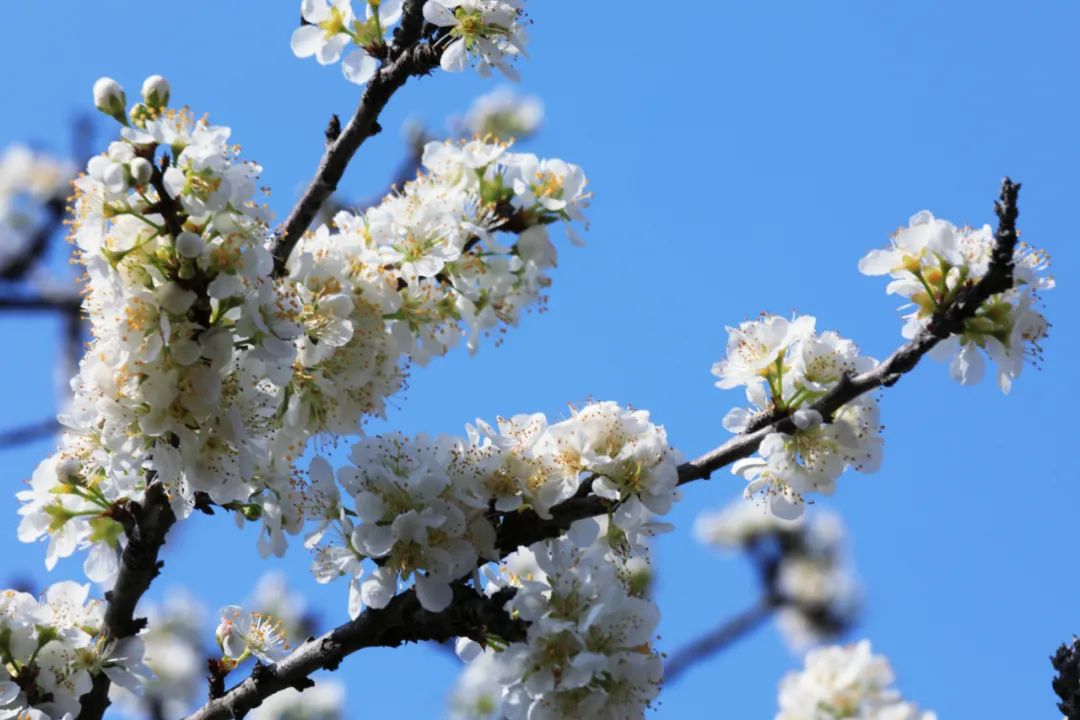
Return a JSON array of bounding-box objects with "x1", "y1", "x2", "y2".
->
[
  {"x1": 663, "y1": 599, "x2": 776, "y2": 686},
  {"x1": 271, "y1": 39, "x2": 443, "y2": 276}
]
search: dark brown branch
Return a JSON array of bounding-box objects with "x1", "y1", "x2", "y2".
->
[
  {"x1": 184, "y1": 585, "x2": 524, "y2": 720},
  {"x1": 78, "y1": 484, "x2": 177, "y2": 719},
  {"x1": 663, "y1": 599, "x2": 775, "y2": 685},
  {"x1": 271, "y1": 40, "x2": 443, "y2": 276},
  {"x1": 0, "y1": 418, "x2": 58, "y2": 449},
  {"x1": 191, "y1": 179, "x2": 1023, "y2": 717},
  {"x1": 392, "y1": 0, "x2": 429, "y2": 56}
]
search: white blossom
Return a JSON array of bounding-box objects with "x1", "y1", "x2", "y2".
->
[
  {"x1": 860, "y1": 210, "x2": 1053, "y2": 393},
  {"x1": 776, "y1": 640, "x2": 935, "y2": 720}
]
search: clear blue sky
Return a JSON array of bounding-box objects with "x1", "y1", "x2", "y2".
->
[{"x1": 2, "y1": 2, "x2": 1078, "y2": 717}]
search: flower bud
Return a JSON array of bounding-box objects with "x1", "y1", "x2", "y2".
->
[
  {"x1": 93, "y1": 77, "x2": 128, "y2": 125},
  {"x1": 176, "y1": 231, "x2": 205, "y2": 259},
  {"x1": 129, "y1": 157, "x2": 153, "y2": 186},
  {"x1": 141, "y1": 74, "x2": 170, "y2": 108}
]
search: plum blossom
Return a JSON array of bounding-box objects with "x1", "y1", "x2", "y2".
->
[
  {"x1": 423, "y1": 1, "x2": 528, "y2": 78},
  {"x1": 776, "y1": 641, "x2": 936, "y2": 720},
  {"x1": 860, "y1": 210, "x2": 1053, "y2": 393}
]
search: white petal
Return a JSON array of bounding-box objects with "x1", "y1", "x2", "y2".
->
[
  {"x1": 317, "y1": 34, "x2": 350, "y2": 65},
  {"x1": 441, "y1": 38, "x2": 469, "y2": 72},
  {"x1": 423, "y1": 1, "x2": 459, "y2": 26},
  {"x1": 415, "y1": 574, "x2": 453, "y2": 612},
  {"x1": 360, "y1": 567, "x2": 396, "y2": 609},
  {"x1": 455, "y1": 637, "x2": 482, "y2": 662},
  {"x1": 792, "y1": 408, "x2": 823, "y2": 430},
  {"x1": 858, "y1": 249, "x2": 900, "y2": 276},
  {"x1": 291, "y1": 25, "x2": 326, "y2": 59},
  {"x1": 342, "y1": 50, "x2": 378, "y2": 85}
]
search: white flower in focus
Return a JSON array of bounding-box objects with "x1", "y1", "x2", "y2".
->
[
  {"x1": 216, "y1": 605, "x2": 290, "y2": 663},
  {"x1": 713, "y1": 315, "x2": 815, "y2": 390},
  {"x1": 423, "y1": 0, "x2": 528, "y2": 78},
  {"x1": 291, "y1": 1, "x2": 356, "y2": 66},
  {"x1": 860, "y1": 210, "x2": 1053, "y2": 394}
]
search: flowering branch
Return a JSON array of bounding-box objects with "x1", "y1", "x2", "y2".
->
[
  {"x1": 497, "y1": 179, "x2": 1023, "y2": 552},
  {"x1": 182, "y1": 178, "x2": 1023, "y2": 716},
  {"x1": 663, "y1": 598, "x2": 776, "y2": 685},
  {"x1": 78, "y1": 483, "x2": 177, "y2": 720},
  {"x1": 185, "y1": 586, "x2": 523, "y2": 720},
  {"x1": 271, "y1": 37, "x2": 442, "y2": 275}
]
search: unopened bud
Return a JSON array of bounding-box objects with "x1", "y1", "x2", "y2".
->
[
  {"x1": 93, "y1": 77, "x2": 128, "y2": 125},
  {"x1": 141, "y1": 75, "x2": 170, "y2": 108},
  {"x1": 176, "y1": 231, "x2": 205, "y2": 259},
  {"x1": 129, "y1": 157, "x2": 153, "y2": 186}
]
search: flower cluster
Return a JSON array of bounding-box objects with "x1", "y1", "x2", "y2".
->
[
  {"x1": 860, "y1": 210, "x2": 1053, "y2": 393},
  {"x1": 292, "y1": 0, "x2": 403, "y2": 85},
  {"x1": 309, "y1": 401, "x2": 679, "y2": 617},
  {"x1": 18, "y1": 79, "x2": 588, "y2": 587},
  {"x1": 438, "y1": 402, "x2": 676, "y2": 718},
  {"x1": 18, "y1": 75, "x2": 296, "y2": 584},
  {"x1": 776, "y1": 640, "x2": 935, "y2": 720},
  {"x1": 0, "y1": 582, "x2": 150, "y2": 720},
  {"x1": 490, "y1": 531, "x2": 665, "y2": 720},
  {"x1": 448, "y1": 501, "x2": 667, "y2": 720},
  {"x1": 695, "y1": 501, "x2": 860, "y2": 651},
  {"x1": 423, "y1": 1, "x2": 528, "y2": 78},
  {"x1": 714, "y1": 315, "x2": 883, "y2": 519},
  {"x1": 291, "y1": 0, "x2": 529, "y2": 84}
]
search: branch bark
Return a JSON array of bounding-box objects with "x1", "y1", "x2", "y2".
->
[
  {"x1": 185, "y1": 585, "x2": 524, "y2": 720},
  {"x1": 663, "y1": 599, "x2": 776, "y2": 686},
  {"x1": 78, "y1": 484, "x2": 177, "y2": 720},
  {"x1": 187, "y1": 179, "x2": 1023, "y2": 718},
  {"x1": 271, "y1": 39, "x2": 443, "y2": 276}
]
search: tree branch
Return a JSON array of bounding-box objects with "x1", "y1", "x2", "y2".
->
[
  {"x1": 188, "y1": 178, "x2": 1023, "y2": 717},
  {"x1": 271, "y1": 40, "x2": 443, "y2": 276},
  {"x1": 184, "y1": 585, "x2": 524, "y2": 720},
  {"x1": 78, "y1": 484, "x2": 177, "y2": 720},
  {"x1": 0, "y1": 418, "x2": 58, "y2": 450},
  {"x1": 498, "y1": 178, "x2": 1022, "y2": 552},
  {"x1": 663, "y1": 599, "x2": 775, "y2": 686},
  {"x1": 0, "y1": 294, "x2": 81, "y2": 313}
]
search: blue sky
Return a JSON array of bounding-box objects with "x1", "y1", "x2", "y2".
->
[{"x1": 2, "y1": 1, "x2": 1078, "y2": 717}]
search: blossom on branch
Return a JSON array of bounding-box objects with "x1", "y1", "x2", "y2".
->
[
  {"x1": 860, "y1": 210, "x2": 1053, "y2": 392},
  {"x1": 715, "y1": 315, "x2": 883, "y2": 519}
]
